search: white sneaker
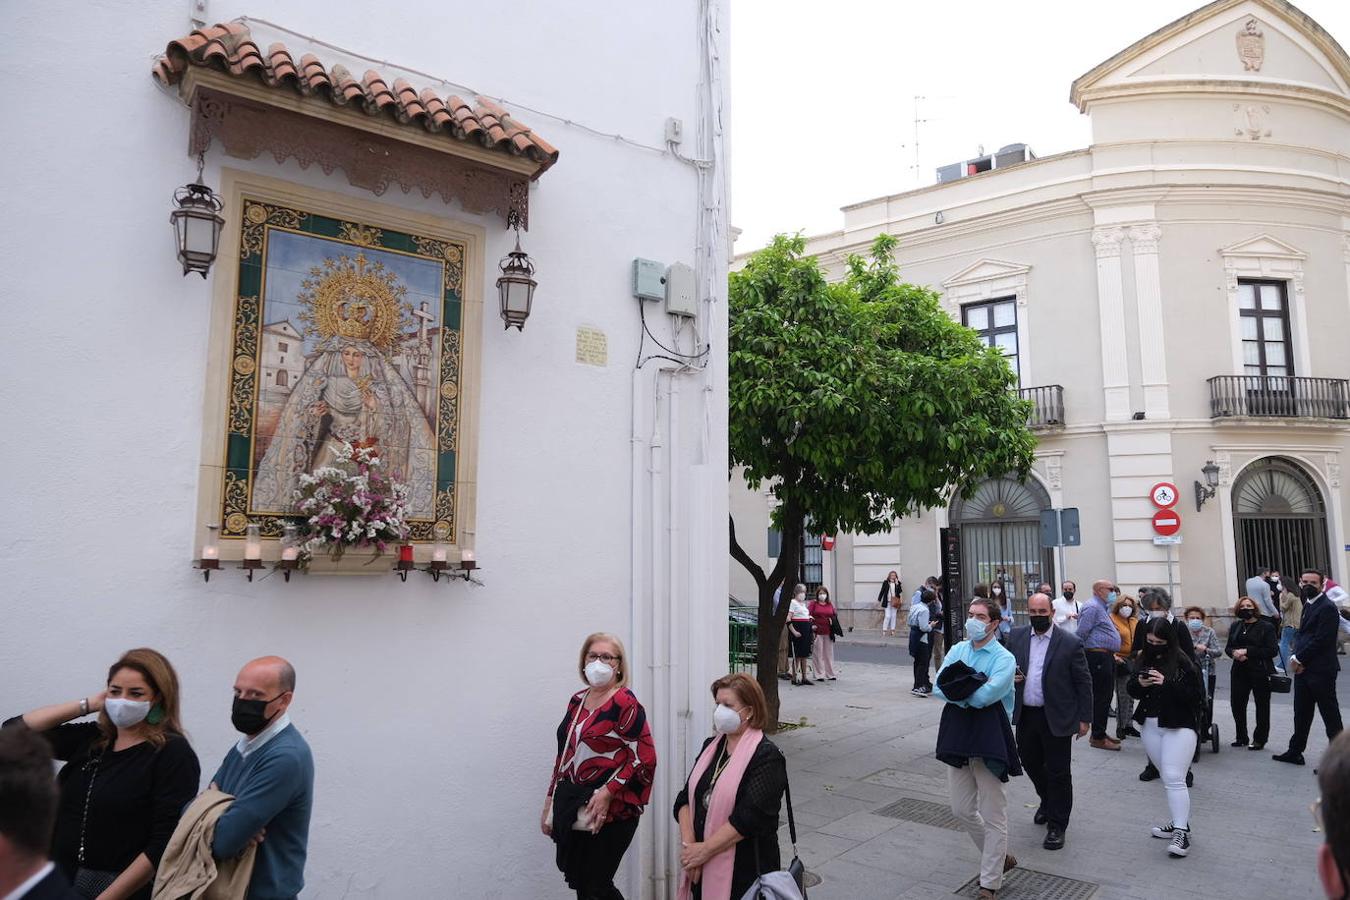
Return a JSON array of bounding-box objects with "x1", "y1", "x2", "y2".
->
[{"x1": 1151, "y1": 822, "x2": 1176, "y2": 839}]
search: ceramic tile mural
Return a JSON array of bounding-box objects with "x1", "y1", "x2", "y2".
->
[{"x1": 220, "y1": 198, "x2": 464, "y2": 542}]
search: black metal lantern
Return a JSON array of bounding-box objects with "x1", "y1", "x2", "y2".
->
[
  {"x1": 496, "y1": 222, "x2": 536, "y2": 331},
  {"x1": 170, "y1": 155, "x2": 225, "y2": 278},
  {"x1": 1195, "y1": 459, "x2": 1221, "y2": 511}
]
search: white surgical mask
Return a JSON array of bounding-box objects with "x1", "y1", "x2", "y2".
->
[
  {"x1": 584, "y1": 660, "x2": 615, "y2": 687},
  {"x1": 965, "y1": 618, "x2": 988, "y2": 641},
  {"x1": 1150, "y1": 610, "x2": 1169, "y2": 621},
  {"x1": 712, "y1": 703, "x2": 743, "y2": 734},
  {"x1": 1118, "y1": 605, "x2": 1133, "y2": 618},
  {"x1": 817, "y1": 594, "x2": 828, "y2": 602},
  {"x1": 105, "y1": 698, "x2": 152, "y2": 728}
]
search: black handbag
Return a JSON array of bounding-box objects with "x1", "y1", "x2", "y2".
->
[
  {"x1": 750, "y1": 773, "x2": 807, "y2": 899},
  {"x1": 1269, "y1": 670, "x2": 1292, "y2": 694},
  {"x1": 72, "y1": 753, "x2": 120, "y2": 899}
]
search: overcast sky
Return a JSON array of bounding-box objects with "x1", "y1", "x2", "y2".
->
[{"x1": 729, "y1": 0, "x2": 1350, "y2": 251}]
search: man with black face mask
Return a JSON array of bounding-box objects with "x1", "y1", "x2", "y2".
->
[
  {"x1": 1276, "y1": 571, "x2": 1344, "y2": 766},
  {"x1": 1008, "y1": 593, "x2": 1093, "y2": 850},
  {"x1": 209, "y1": 656, "x2": 314, "y2": 899}
]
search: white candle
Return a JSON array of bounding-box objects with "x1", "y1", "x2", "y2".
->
[
  {"x1": 431, "y1": 548, "x2": 448, "y2": 563},
  {"x1": 460, "y1": 549, "x2": 475, "y2": 563},
  {"x1": 281, "y1": 547, "x2": 299, "y2": 561},
  {"x1": 201, "y1": 546, "x2": 219, "y2": 560},
  {"x1": 244, "y1": 539, "x2": 262, "y2": 561}
]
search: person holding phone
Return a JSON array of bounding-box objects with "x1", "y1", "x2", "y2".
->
[{"x1": 1127, "y1": 618, "x2": 1205, "y2": 858}]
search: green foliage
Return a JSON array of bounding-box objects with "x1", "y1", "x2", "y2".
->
[{"x1": 730, "y1": 233, "x2": 1037, "y2": 546}]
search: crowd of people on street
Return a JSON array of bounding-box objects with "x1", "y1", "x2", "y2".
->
[{"x1": 0, "y1": 651, "x2": 313, "y2": 900}]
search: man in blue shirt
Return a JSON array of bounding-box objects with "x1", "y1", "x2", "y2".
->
[
  {"x1": 1077, "y1": 579, "x2": 1123, "y2": 750},
  {"x1": 934, "y1": 597, "x2": 1018, "y2": 899},
  {"x1": 211, "y1": 656, "x2": 314, "y2": 900}
]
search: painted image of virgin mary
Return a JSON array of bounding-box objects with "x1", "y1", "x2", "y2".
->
[{"x1": 252, "y1": 336, "x2": 436, "y2": 517}]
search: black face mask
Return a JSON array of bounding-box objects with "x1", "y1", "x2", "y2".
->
[
  {"x1": 1303, "y1": 583, "x2": 1321, "y2": 601},
  {"x1": 231, "y1": 694, "x2": 284, "y2": 736},
  {"x1": 1239, "y1": 609, "x2": 1256, "y2": 620},
  {"x1": 1061, "y1": 590, "x2": 1075, "y2": 601},
  {"x1": 1029, "y1": 615, "x2": 1052, "y2": 634}
]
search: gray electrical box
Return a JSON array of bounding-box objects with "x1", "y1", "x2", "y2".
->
[
  {"x1": 665, "y1": 262, "x2": 697, "y2": 317},
  {"x1": 632, "y1": 258, "x2": 665, "y2": 301},
  {"x1": 1039, "y1": 508, "x2": 1082, "y2": 548}
]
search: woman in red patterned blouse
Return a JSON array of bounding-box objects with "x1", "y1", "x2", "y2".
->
[{"x1": 543, "y1": 632, "x2": 657, "y2": 899}]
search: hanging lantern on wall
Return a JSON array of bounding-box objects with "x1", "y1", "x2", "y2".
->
[
  {"x1": 170, "y1": 153, "x2": 225, "y2": 278},
  {"x1": 496, "y1": 215, "x2": 536, "y2": 330}
]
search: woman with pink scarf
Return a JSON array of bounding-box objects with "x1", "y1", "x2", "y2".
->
[{"x1": 674, "y1": 673, "x2": 787, "y2": 900}]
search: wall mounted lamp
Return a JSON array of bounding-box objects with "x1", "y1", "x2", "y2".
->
[
  {"x1": 1195, "y1": 460, "x2": 1220, "y2": 512},
  {"x1": 170, "y1": 153, "x2": 225, "y2": 278},
  {"x1": 496, "y1": 213, "x2": 536, "y2": 330}
]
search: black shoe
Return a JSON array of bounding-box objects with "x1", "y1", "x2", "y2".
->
[
  {"x1": 1033, "y1": 808, "x2": 1047, "y2": 826},
  {"x1": 778, "y1": 673, "x2": 792, "y2": 680},
  {"x1": 1043, "y1": 826, "x2": 1065, "y2": 851},
  {"x1": 1186, "y1": 770, "x2": 1194, "y2": 788},
  {"x1": 801, "y1": 679, "x2": 815, "y2": 686},
  {"x1": 1231, "y1": 739, "x2": 1248, "y2": 747},
  {"x1": 1249, "y1": 743, "x2": 1265, "y2": 751},
  {"x1": 1116, "y1": 727, "x2": 1128, "y2": 741},
  {"x1": 1125, "y1": 726, "x2": 1142, "y2": 738},
  {"x1": 1139, "y1": 763, "x2": 1160, "y2": 782},
  {"x1": 1273, "y1": 750, "x2": 1307, "y2": 765}
]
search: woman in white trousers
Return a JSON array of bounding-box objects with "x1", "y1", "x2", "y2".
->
[
  {"x1": 878, "y1": 571, "x2": 901, "y2": 635},
  {"x1": 1127, "y1": 617, "x2": 1205, "y2": 859}
]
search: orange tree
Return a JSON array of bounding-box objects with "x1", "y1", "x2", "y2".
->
[{"x1": 729, "y1": 233, "x2": 1036, "y2": 724}]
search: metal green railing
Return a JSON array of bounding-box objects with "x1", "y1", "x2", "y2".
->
[{"x1": 728, "y1": 619, "x2": 759, "y2": 673}]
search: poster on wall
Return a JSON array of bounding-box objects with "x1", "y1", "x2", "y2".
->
[{"x1": 218, "y1": 197, "x2": 464, "y2": 544}]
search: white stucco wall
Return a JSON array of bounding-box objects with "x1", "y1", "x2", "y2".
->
[{"x1": 0, "y1": 3, "x2": 729, "y2": 898}]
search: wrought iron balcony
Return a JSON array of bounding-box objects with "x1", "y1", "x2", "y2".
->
[
  {"x1": 1208, "y1": 375, "x2": 1350, "y2": 419},
  {"x1": 1019, "y1": 384, "x2": 1065, "y2": 428}
]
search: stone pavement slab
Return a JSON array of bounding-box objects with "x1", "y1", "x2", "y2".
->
[{"x1": 769, "y1": 650, "x2": 1339, "y2": 899}]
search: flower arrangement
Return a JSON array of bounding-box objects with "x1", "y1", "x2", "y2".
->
[{"x1": 293, "y1": 439, "x2": 410, "y2": 562}]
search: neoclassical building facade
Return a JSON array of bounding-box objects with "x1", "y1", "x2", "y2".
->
[{"x1": 732, "y1": 0, "x2": 1350, "y2": 623}]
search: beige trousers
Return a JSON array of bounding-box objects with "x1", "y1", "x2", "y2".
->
[{"x1": 948, "y1": 758, "x2": 1009, "y2": 890}]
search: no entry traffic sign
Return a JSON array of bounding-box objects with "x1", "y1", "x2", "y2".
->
[{"x1": 1152, "y1": 508, "x2": 1182, "y2": 536}]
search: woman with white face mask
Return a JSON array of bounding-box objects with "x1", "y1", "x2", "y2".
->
[
  {"x1": 5, "y1": 648, "x2": 199, "y2": 899},
  {"x1": 544, "y1": 633, "x2": 656, "y2": 900},
  {"x1": 674, "y1": 674, "x2": 787, "y2": 900}
]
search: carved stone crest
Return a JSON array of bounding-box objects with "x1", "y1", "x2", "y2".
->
[
  {"x1": 1234, "y1": 104, "x2": 1272, "y2": 141},
  {"x1": 1236, "y1": 18, "x2": 1265, "y2": 71}
]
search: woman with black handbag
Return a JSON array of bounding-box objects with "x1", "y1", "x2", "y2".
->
[
  {"x1": 675, "y1": 673, "x2": 792, "y2": 900},
  {"x1": 543, "y1": 632, "x2": 657, "y2": 900},
  {"x1": 1225, "y1": 596, "x2": 1279, "y2": 750},
  {"x1": 3, "y1": 648, "x2": 200, "y2": 900}
]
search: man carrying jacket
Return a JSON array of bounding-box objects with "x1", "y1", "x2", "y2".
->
[
  {"x1": 1276, "y1": 571, "x2": 1344, "y2": 766},
  {"x1": 1008, "y1": 593, "x2": 1093, "y2": 850}
]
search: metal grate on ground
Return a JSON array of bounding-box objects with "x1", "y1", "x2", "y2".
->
[
  {"x1": 872, "y1": 797, "x2": 967, "y2": 831},
  {"x1": 953, "y1": 868, "x2": 1098, "y2": 899}
]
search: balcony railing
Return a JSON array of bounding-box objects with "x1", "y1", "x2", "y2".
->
[
  {"x1": 1208, "y1": 375, "x2": 1350, "y2": 419},
  {"x1": 1019, "y1": 384, "x2": 1065, "y2": 428}
]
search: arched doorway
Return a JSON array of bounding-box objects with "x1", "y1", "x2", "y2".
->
[
  {"x1": 1232, "y1": 456, "x2": 1331, "y2": 587},
  {"x1": 950, "y1": 476, "x2": 1054, "y2": 626}
]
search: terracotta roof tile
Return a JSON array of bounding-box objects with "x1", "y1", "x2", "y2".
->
[{"x1": 154, "y1": 22, "x2": 558, "y2": 176}]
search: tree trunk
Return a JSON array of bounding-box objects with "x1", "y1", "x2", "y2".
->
[{"x1": 729, "y1": 507, "x2": 801, "y2": 732}]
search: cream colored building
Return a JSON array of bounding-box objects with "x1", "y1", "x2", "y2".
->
[{"x1": 733, "y1": 0, "x2": 1350, "y2": 626}]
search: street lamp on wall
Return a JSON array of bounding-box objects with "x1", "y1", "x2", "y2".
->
[
  {"x1": 1195, "y1": 460, "x2": 1220, "y2": 512},
  {"x1": 170, "y1": 153, "x2": 225, "y2": 278},
  {"x1": 496, "y1": 215, "x2": 536, "y2": 330}
]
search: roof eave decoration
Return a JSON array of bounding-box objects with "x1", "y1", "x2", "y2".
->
[
  {"x1": 153, "y1": 22, "x2": 559, "y2": 228},
  {"x1": 1068, "y1": 0, "x2": 1350, "y2": 112}
]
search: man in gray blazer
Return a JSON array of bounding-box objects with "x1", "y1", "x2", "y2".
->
[{"x1": 1009, "y1": 592, "x2": 1093, "y2": 850}]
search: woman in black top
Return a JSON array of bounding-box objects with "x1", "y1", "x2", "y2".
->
[
  {"x1": 675, "y1": 673, "x2": 786, "y2": 900},
  {"x1": 1225, "y1": 595, "x2": 1279, "y2": 750},
  {"x1": 4, "y1": 648, "x2": 200, "y2": 900},
  {"x1": 1128, "y1": 618, "x2": 1205, "y2": 859}
]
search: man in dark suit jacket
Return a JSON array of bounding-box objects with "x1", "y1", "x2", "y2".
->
[
  {"x1": 1009, "y1": 592, "x2": 1093, "y2": 850},
  {"x1": 1276, "y1": 569, "x2": 1345, "y2": 765},
  {"x1": 0, "y1": 726, "x2": 81, "y2": 900}
]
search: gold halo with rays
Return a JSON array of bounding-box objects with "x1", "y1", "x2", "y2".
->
[{"x1": 298, "y1": 253, "x2": 410, "y2": 354}]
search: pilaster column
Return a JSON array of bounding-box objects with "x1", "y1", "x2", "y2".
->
[
  {"x1": 1093, "y1": 226, "x2": 1130, "y2": 421},
  {"x1": 1128, "y1": 224, "x2": 1169, "y2": 419}
]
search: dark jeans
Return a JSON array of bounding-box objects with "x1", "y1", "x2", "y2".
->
[
  {"x1": 1289, "y1": 670, "x2": 1344, "y2": 754},
  {"x1": 558, "y1": 816, "x2": 639, "y2": 900},
  {"x1": 1086, "y1": 651, "x2": 1114, "y2": 739},
  {"x1": 1230, "y1": 662, "x2": 1270, "y2": 745},
  {"x1": 1016, "y1": 705, "x2": 1074, "y2": 829},
  {"x1": 910, "y1": 633, "x2": 932, "y2": 691}
]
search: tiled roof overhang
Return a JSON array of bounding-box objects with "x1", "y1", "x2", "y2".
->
[{"x1": 153, "y1": 22, "x2": 558, "y2": 227}]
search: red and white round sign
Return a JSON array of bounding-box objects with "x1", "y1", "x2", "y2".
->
[
  {"x1": 1152, "y1": 509, "x2": 1182, "y2": 536},
  {"x1": 1150, "y1": 482, "x2": 1180, "y2": 509}
]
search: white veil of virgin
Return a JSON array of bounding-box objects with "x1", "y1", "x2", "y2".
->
[{"x1": 251, "y1": 253, "x2": 437, "y2": 517}]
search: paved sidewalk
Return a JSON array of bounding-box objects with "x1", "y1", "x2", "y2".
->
[{"x1": 769, "y1": 650, "x2": 1338, "y2": 900}]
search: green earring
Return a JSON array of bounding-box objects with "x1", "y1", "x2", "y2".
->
[{"x1": 146, "y1": 705, "x2": 165, "y2": 726}]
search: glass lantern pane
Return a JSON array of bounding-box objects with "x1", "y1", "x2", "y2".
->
[
  {"x1": 186, "y1": 215, "x2": 216, "y2": 252},
  {"x1": 964, "y1": 306, "x2": 988, "y2": 331},
  {"x1": 1237, "y1": 283, "x2": 1256, "y2": 310},
  {"x1": 992, "y1": 302, "x2": 1015, "y2": 328},
  {"x1": 1259, "y1": 284, "x2": 1283, "y2": 310}
]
